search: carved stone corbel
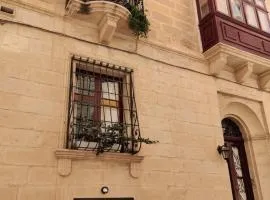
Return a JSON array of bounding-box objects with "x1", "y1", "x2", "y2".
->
[
  {"x1": 209, "y1": 53, "x2": 228, "y2": 76},
  {"x1": 129, "y1": 162, "x2": 141, "y2": 178},
  {"x1": 57, "y1": 158, "x2": 72, "y2": 177},
  {"x1": 235, "y1": 62, "x2": 253, "y2": 83},
  {"x1": 259, "y1": 71, "x2": 270, "y2": 91},
  {"x1": 99, "y1": 13, "x2": 120, "y2": 44}
]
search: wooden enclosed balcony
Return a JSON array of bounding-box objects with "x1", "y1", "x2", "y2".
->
[
  {"x1": 196, "y1": 0, "x2": 270, "y2": 90},
  {"x1": 65, "y1": 0, "x2": 143, "y2": 43}
]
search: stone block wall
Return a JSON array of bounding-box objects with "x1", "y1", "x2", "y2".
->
[{"x1": 0, "y1": 0, "x2": 270, "y2": 200}]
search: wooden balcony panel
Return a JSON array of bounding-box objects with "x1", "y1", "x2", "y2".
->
[{"x1": 200, "y1": 14, "x2": 270, "y2": 59}]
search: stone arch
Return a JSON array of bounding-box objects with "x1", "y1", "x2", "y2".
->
[{"x1": 220, "y1": 101, "x2": 266, "y2": 141}]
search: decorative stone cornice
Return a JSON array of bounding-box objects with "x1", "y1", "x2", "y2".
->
[
  {"x1": 204, "y1": 43, "x2": 270, "y2": 67},
  {"x1": 55, "y1": 149, "x2": 144, "y2": 178}
]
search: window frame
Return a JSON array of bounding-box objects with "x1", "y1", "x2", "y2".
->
[{"x1": 74, "y1": 69, "x2": 123, "y2": 124}]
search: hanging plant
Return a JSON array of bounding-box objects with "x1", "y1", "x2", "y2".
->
[
  {"x1": 128, "y1": 5, "x2": 150, "y2": 38},
  {"x1": 79, "y1": 0, "x2": 90, "y2": 14}
]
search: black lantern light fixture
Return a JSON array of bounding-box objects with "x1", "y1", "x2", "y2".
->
[{"x1": 217, "y1": 143, "x2": 230, "y2": 160}]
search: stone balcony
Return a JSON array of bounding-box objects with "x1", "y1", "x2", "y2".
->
[
  {"x1": 65, "y1": 0, "x2": 143, "y2": 43},
  {"x1": 204, "y1": 43, "x2": 270, "y2": 91}
]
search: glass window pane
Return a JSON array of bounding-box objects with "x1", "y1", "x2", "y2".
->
[
  {"x1": 76, "y1": 103, "x2": 94, "y2": 120},
  {"x1": 216, "y1": 0, "x2": 229, "y2": 15},
  {"x1": 255, "y1": 0, "x2": 265, "y2": 8},
  {"x1": 244, "y1": 4, "x2": 259, "y2": 28},
  {"x1": 76, "y1": 74, "x2": 95, "y2": 96},
  {"x1": 102, "y1": 81, "x2": 119, "y2": 100},
  {"x1": 101, "y1": 106, "x2": 119, "y2": 123},
  {"x1": 230, "y1": 0, "x2": 245, "y2": 21},
  {"x1": 199, "y1": 0, "x2": 210, "y2": 18},
  {"x1": 258, "y1": 10, "x2": 270, "y2": 32}
]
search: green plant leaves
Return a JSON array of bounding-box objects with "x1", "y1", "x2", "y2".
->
[{"x1": 128, "y1": 5, "x2": 150, "y2": 38}]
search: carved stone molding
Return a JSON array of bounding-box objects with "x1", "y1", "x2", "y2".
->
[
  {"x1": 65, "y1": 0, "x2": 130, "y2": 44},
  {"x1": 55, "y1": 149, "x2": 144, "y2": 177},
  {"x1": 204, "y1": 43, "x2": 270, "y2": 90}
]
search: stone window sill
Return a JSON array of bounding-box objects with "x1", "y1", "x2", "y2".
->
[{"x1": 55, "y1": 149, "x2": 144, "y2": 178}]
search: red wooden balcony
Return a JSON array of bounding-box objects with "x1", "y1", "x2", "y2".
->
[{"x1": 196, "y1": 0, "x2": 270, "y2": 90}]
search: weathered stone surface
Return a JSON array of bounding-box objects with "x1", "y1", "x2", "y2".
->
[{"x1": 0, "y1": 0, "x2": 270, "y2": 200}]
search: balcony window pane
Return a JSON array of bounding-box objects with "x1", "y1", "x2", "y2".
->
[
  {"x1": 230, "y1": 0, "x2": 245, "y2": 21},
  {"x1": 255, "y1": 0, "x2": 265, "y2": 8},
  {"x1": 244, "y1": 4, "x2": 259, "y2": 28},
  {"x1": 199, "y1": 0, "x2": 210, "y2": 18},
  {"x1": 216, "y1": 0, "x2": 229, "y2": 15},
  {"x1": 258, "y1": 10, "x2": 270, "y2": 32}
]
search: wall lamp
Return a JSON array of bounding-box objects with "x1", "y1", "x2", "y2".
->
[{"x1": 217, "y1": 143, "x2": 230, "y2": 160}]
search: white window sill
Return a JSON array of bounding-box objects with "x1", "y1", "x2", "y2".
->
[{"x1": 55, "y1": 149, "x2": 144, "y2": 178}]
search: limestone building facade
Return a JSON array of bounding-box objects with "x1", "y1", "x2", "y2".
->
[{"x1": 0, "y1": 0, "x2": 270, "y2": 200}]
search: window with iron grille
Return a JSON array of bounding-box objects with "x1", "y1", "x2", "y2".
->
[{"x1": 67, "y1": 56, "x2": 141, "y2": 154}]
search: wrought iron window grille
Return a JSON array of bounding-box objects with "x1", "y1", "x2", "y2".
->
[{"x1": 67, "y1": 56, "x2": 141, "y2": 155}]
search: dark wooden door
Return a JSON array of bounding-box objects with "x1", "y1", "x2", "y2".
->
[{"x1": 222, "y1": 118, "x2": 254, "y2": 200}]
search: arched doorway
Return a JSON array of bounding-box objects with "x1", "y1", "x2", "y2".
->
[{"x1": 222, "y1": 118, "x2": 254, "y2": 200}]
